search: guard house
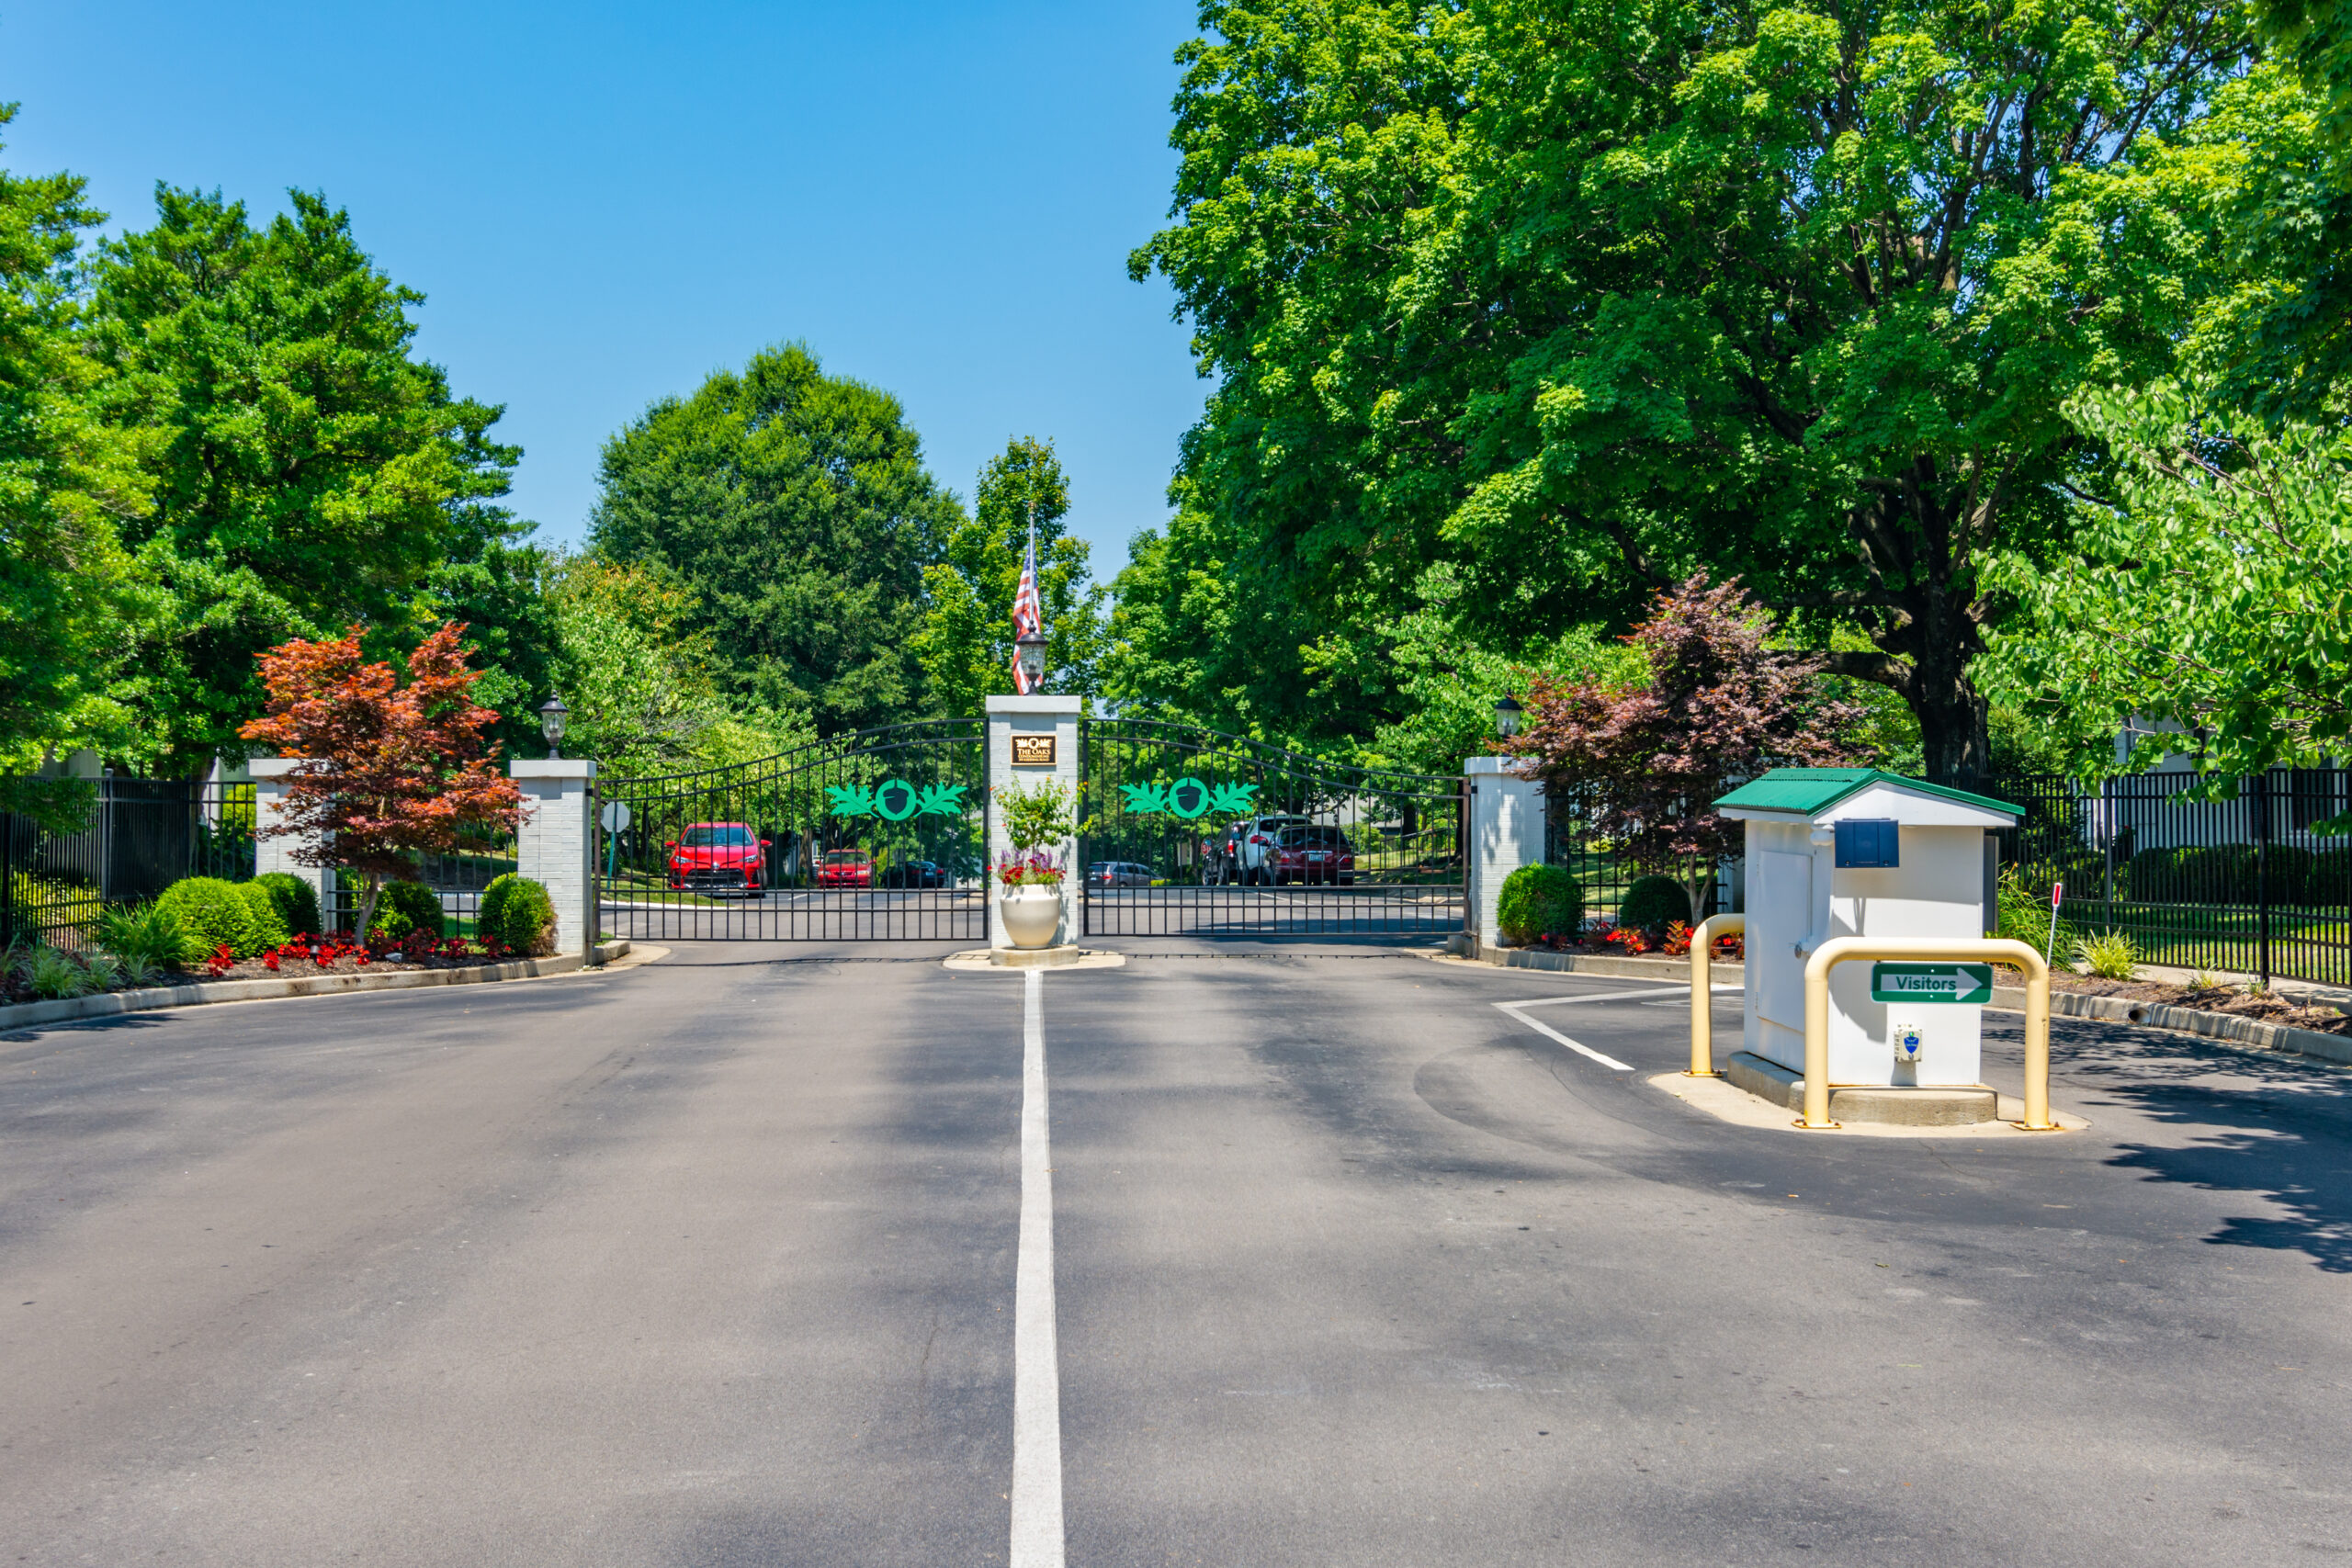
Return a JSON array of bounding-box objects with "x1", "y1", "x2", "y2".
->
[{"x1": 1714, "y1": 769, "x2": 2020, "y2": 1090}]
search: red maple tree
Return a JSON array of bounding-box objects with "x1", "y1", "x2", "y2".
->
[
  {"x1": 1510, "y1": 575, "x2": 1863, "y2": 918},
  {"x1": 241, "y1": 624, "x2": 528, "y2": 939}
]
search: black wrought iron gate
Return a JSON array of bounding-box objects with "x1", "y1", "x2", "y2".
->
[
  {"x1": 596, "y1": 720, "x2": 988, "y2": 942},
  {"x1": 1078, "y1": 720, "x2": 1465, "y2": 937}
]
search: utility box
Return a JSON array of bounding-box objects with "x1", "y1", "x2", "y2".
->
[{"x1": 1714, "y1": 769, "x2": 2020, "y2": 1089}]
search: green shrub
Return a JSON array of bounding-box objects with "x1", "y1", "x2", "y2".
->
[
  {"x1": 96, "y1": 901, "x2": 204, "y2": 972},
  {"x1": 236, "y1": 882, "x2": 290, "y2": 950},
  {"x1": 154, "y1": 876, "x2": 274, "y2": 959},
  {"x1": 1617, "y1": 874, "x2": 1690, "y2": 934},
  {"x1": 1995, "y1": 866, "x2": 2075, "y2": 957},
  {"x1": 250, "y1": 872, "x2": 321, "y2": 937},
  {"x1": 2073, "y1": 928, "x2": 2142, "y2": 979},
  {"x1": 1496, "y1": 864, "x2": 1584, "y2": 944},
  {"x1": 368, "y1": 880, "x2": 446, "y2": 942},
  {"x1": 23, "y1": 945, "x2": 93, "y2": 998},
  {"x1": 478, "y1": 874, "x2": 555, "y2": 955}
]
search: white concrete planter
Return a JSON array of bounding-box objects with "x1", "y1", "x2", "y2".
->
[{"x1": 999, "y1": 886, "x2": 1062, "y2": 949}]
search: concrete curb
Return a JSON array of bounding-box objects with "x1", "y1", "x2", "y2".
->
[
  {"x1": 1990, "y1": 986, "x2": 2352, "y2": 1069},
  {"x1": 1439, "y1": 936, "x2": 1742, "y2": 985},
  {"x1": 0, "y1": 941, "x2": 634, "y2": 1031}
]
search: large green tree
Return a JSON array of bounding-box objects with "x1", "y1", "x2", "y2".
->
[
  {"x1": 590, "y1": 344, "x2": 961, "y2": 735},
  {"x1": 0, "y1": 107, "x2": 153, "y2": 787},
  {"x1": 87, "y1": 186, "x2": 516, "y2": 775},
  {"x1": 1130, "y1": 0, "x2": 2256, "y2": 782},
  {"x1": 915, "y1": 436, "x2": 1109, "y2": 716}
]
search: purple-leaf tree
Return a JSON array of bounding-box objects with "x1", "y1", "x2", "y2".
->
[{"x1": 1510, "y1": 575, "x2": 1864, "y2": 919}]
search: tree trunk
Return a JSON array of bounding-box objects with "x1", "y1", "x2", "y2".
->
[{"x1": 356, "y1": 874, "x2": 383, "y2": 943}]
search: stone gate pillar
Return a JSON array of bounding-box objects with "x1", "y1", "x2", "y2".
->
[
  {"x1": 248, "y1": 759, "x2": 330, "y2": 927},
  {"x1": 1464, "y1": 755, "x2": 1545, "y2": 951},
  {"x1": 986, "y1": 694, "x2": 1082, "y2": 949},
  {"x1": 512, "y1": 759, "x2": 597, "y2": 963}
]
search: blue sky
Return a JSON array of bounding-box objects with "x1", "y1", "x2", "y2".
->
[{"x1": 5, "y1": 1, "x2": 1208, "y2": 578}]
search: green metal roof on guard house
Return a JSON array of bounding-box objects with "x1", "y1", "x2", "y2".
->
[{"x1": 1712, "y1": 767, "x2": 2019, "y2": 827}]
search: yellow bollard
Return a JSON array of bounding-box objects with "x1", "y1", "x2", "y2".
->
[
  {"x1": 1798, "y1": 937, "x2": 2052, "y2": 1131},
  {"x1": 1686, "y1": 914, "x2": 1745, "y2": 1077}
]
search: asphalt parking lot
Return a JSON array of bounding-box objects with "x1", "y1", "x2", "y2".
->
[{"x1": 0, "y1": 940, "x2": 2346, "y2": 1565}]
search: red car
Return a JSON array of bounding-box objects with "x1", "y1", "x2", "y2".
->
[
  {"x1": 818, "y1": 849, "x2": 873, "y2": 888},
  {"x1": 1272, "y1": 825, "x2": 1355, "y2": 885},
  {"x1": 666, "y1": 821, "x2": 771, "y2": 897}
]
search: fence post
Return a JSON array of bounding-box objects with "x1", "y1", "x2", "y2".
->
[
  {"x1": 1463, "y1": 756, "x2": 1544, "y2": 952},
  {"x1": 2256, "y1": 770, "x2": 2272, "y2": 988},
  {"x1": 512, "y1": 759, "x2": 598, "y2": 964},
  {"x1": 247, "y1": 760, "x2": 331, "y2": 929}
]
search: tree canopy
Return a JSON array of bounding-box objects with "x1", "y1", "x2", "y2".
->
[
  {"x1": 1128, "y1": 0, "x2": 2258, "y2": 782},
  {"x1": 590, "y1": 344, "x2": 962, "y2": 736},
  {"x1": 916, "y1": 436, "x2": 1109, "y2": 716},
  {"x1": 89, "y1": 186, "x2": 516, "y2": 775},
  {"x1": 0, "y1": 106, "x2": 153, "y2": 787}
]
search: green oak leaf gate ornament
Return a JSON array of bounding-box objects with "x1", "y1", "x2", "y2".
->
[
  {"x1": 1118, "y1": 777, "x2": 1260, "y2": 820},
  {"x1": 826, "y1": 779, "x2": 969, "y2": 819}
]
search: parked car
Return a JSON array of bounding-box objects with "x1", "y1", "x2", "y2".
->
[
  {"x1": 1087, "y1": 861, "x2": 1156, "y2": 888},
  {"x1": 879, "y1": 860, "x2": 947, "y2": 888},
  {"x1": 818, "y1": 849, "x2": 874, "y2": 888},
  {"x1": 666, "y1": 821, "x2": 772, "y2": 897},
  {"x1": 1272, "y1": 824, "x2": 1355, "y2": 885},
  {"x1": 1203, "y1": 815, "x2": 1312, "y2": 885}
]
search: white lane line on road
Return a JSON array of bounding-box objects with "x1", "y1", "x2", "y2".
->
[
  {"x1": 1011, "y1": 967, "x2": 1066, "y2": 1568},
  {"x1": 1492, "y1": 985, "x2": 1745, "y2": 1071}
]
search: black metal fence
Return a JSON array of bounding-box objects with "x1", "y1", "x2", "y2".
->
[
  {"x1": 1987, "y1": 768, "x2": 2352, "y2": 987},
  {"x1": 0, "y1": 776, "x2": 258, "y2": 949},
  {"x1": 1544, "y1": 787, "x2": 1734, "y2": 933}
]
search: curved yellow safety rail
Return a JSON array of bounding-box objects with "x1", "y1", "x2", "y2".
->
[
  {"x1": 1686, "y1": 914, "x2": 1745, "y2": 1077},
  {"x1": 1801, "y1": 937, "x2": 2053, "y2": 1132}
]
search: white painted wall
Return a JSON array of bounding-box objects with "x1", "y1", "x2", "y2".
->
[
  {"x1": 1741, "y1": 816, "x2": 1992, "y2": 1088},
  {"x1": 987, "y1": 695, "x2": 1082, "y2": 948},
  {"x1": 1464, "y1": 757, "x2": 1544, "y2": 946},
  {"x1": 247, "y1": 758, "x2": 329, "y2": 920},
  {"x1": 513, "y1": 759, "x2": 594, "y2": 960}
]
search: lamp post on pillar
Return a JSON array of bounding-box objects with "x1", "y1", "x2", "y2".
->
[{"x1": 514, "y1": 694, "x2": 596, "y2": 965}]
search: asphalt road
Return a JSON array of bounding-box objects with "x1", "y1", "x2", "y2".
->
[{"x1": 1, "y1": 940, "x2": 2346, "y2": 1565}]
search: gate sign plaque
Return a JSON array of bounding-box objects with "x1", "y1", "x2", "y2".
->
[
  {"x1": 1869, "y1": 963, "x2": 1994, "y2": 1005},
  {"x1": 1011, "y1": 733, "x2": 1057, "y2": 767}
]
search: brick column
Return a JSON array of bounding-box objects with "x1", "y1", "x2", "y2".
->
[
  {"x1": 512, "y1": 759, "x2": 597, "y2": 963},
  {"x1": 986, "y1": 694, "x2": 1083, "y2": 949},
  {"x1": 1464, "y1": 755, "x2": 1545, "y2": 948},
  {"x1": 247, "y1": 759, "x2": 330, "y2": 927}
]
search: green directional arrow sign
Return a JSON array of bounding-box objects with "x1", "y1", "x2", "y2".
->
[{"x1": 1870, "y1": 963, "x2": 1994, "y2": 1005}]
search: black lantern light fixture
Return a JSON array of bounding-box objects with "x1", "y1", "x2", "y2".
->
[
  {"x1": 1015, "y1": 626, "x2": 1048, "y2": 693},
  {"x1": 538, "y1": 694, "x2": 569, "y2": 759},
  {"x1": 1493, "y1": 693, "x2": 1523, "y2": 740}
]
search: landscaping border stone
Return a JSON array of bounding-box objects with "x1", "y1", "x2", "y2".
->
[
  {"x1": 1990, "y1": 986, "x2": 2352, "y2": 1069},
  {"x1": 1439, "y1": 933, "x2": 1741, "y2": 985},
  {"x1": 0, "y1": 941, "x2": 634, "y2": 1032}
]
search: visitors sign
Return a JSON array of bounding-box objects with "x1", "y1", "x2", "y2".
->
[{"x1": 1870, "y1": 963, "x2": 1994, "y2": 1005}]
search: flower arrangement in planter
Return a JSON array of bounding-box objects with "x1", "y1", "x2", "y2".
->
[{"x1": 993, "y1": 778, "x2": 1073, "y2": 949}]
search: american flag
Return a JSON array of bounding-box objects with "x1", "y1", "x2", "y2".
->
[{"x1": 1010, "y1": 516, "x2": 1043, "y2": 694}]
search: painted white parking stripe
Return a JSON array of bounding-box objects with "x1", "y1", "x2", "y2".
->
[
  {"x1": 1494, "y1": 1000, "x2": 1638, "y2": 1070},
  {"x1": 1010, "y1": 967, "x2": 1066, "y2": 1568},
  {"x1": 1492, "y1": 983, "x2": 1745, "y2": 1070}
]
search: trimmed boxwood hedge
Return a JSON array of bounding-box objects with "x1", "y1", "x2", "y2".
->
[
  {"x1": 368, "y1": 880, "x2": 445, "y2": 942},
  {"x1": 1496, "y1": 864, "x2": 1584, "y2": 944},
  {"x1": 478, "y1": 874, "x2": 556, "y2": 956},
  {"x1": 250, "y1": 871, "x2": 321, "y2": 937},
  {"x1": 155, "y1": 876, "x2": 285, "y2": 960},
  {"x1": 1617, "y1": 874, "x2": 1691, "y2": 934}
]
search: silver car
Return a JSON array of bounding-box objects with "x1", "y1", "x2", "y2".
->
[{"x1": 1087, "y1": 861, "x2": 1156, "y2": 888}]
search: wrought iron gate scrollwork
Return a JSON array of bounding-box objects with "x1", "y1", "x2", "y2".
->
[{"x1": 595, "y1": 720, "x2": 988, "y2": 942}]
